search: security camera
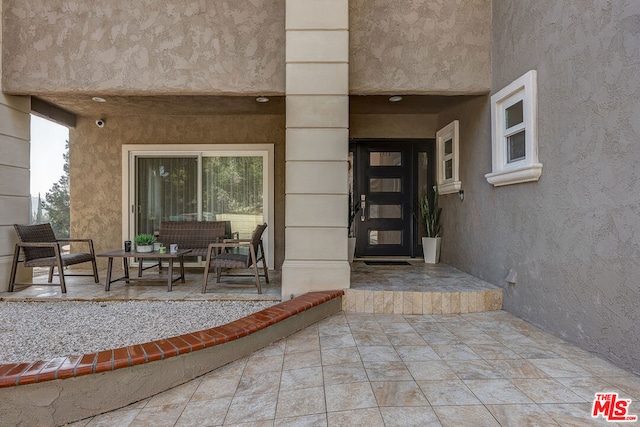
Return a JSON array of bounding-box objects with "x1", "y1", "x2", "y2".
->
[{"x1": 95, "y1": 119, "x2": 105, "y2": 128}]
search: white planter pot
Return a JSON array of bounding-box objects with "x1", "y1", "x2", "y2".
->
[
  {"x1": 136, "y1": 244, "x2": 153, "y2": 253},
  {"x1": 348, "y1": 237, "x2": 357, "y2": 263},
  {"x1": 422, "y1": 237, "x2": 441, "y2": 264}
]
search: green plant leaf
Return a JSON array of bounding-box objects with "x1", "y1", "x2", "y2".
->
[
  {"x1": 134, "y1": 233, "x2": 156, "y2": 245},
  {"x1": 418, "y1": 186, "x2": 441, "y2": 238}
]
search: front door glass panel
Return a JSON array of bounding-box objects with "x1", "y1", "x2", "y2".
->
[
  {"x1": 370, "y1": 152, "x2": 402, "y2": 166},
  {"x1": 369, "y1": 204, "x2": 402, "y2": 219},
  {"x1": 369, "y1": 230, "x2": 402, "y2": 245},
  {"x1": 370, "y1": 178, "x2": 402, "y2": 192}
]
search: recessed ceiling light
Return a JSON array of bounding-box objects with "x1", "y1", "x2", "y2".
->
[
  {"x1": 91, "y1": 97, "x2": 107, "y2": 103},
  {"x1": 255, "y1": 96, "x2": 270, "y2": 103},
  {"x1": 389, "y1": 95, "x2": 403, "y2": 102}
]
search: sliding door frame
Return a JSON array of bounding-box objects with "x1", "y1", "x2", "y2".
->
[{"x1": 122, "y1": 144, "x2": 274, "y2": 269}]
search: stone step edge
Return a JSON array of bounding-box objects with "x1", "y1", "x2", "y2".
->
[{"x1": 343, "y1": 288, "x2": 503, "y2": 314}]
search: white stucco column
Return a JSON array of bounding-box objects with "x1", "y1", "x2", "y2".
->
[
  {"x1": 0, "y1": 1, "x2": 32, "y2": 291},
  {"x1": 0, "y1": 94, "x2": 32, "y2": 292},
  {"x1": 281, "y1": 0, "x2": 350, "y2": 297}
]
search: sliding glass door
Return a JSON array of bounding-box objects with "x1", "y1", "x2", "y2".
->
[
  {"x1": 136, "y1": 157, "x2": 199, "y2": 235},
  {"x1": 124, "y1": 145, "x2": 274, "y2": 268},
  {"x1": 202, "y1": 156, "x2": 263, "y2": 239}
]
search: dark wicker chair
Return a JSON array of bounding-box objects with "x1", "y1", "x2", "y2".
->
[
  {"x1": 202, "y1": 223, "x2": 269, "y2": 294},
  {"x1": 9, "y1": 223, "x2": 99, "y2": 293}
]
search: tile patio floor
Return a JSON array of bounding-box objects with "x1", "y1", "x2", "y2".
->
[
  {"x1": 64, "y1": 310, "x2": 640, "y2": 427},
  {"x1": 0, "y1": 268, "x2": 282, "y2": 301},
  {"x1": 0, "y1": 260, "x2": 498, "y2": 302},
  {"x1": 349, "y1": 260, "x2": 500, "y2": 293},
  {"x1": 3, "y1": 262, "x2": 639, "y2": 425}
]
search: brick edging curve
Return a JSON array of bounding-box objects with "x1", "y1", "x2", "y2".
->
[{"x1": 0, "y1": 290, "x2": 344, "y2": 388}]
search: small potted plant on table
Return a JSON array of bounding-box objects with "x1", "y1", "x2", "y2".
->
[{"x1": 134, "y1": 234, "x2": 156, "y2": 253}]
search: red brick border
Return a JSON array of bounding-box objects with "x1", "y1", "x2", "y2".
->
[{"x1": 0, "y1": 290, "x2": 344, "y2": 388}]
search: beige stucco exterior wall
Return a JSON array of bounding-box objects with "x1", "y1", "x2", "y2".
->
[
  {"x1": 70, "y1": 114, "x2": 285, "y2": 270},
  {"x1": 3, "y1": 0, "x2": 490, "y2": 97},
  {"x1": 349, "y1": 0, "x2": 491, "y2": 94},
  {"x1": 350, "y1": 114, "x2": 438, "y2": 139},
  {"x1": 2, "y1": 0, "x2": 491, "y2": 295},
  {"x1": 68, "y1": 112, "x2": 437, "y2": 277},
  {"x1": 2, "y1": 0, "x2": 286, "y2": 95}
]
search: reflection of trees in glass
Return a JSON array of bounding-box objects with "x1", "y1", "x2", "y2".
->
[
  {"x1": 137, "y1": 158, "x2": 198, "y2": 234},
  {"x1": 203, "y1": 157, "x2": 263, "y2": 215},
  {"x1": 135, "y1": 156, "x2": 263, "y2": 235}
]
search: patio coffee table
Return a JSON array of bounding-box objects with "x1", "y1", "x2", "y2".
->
[{"x1": 97, "y1": 249, "x2": 192, "y2": 292}]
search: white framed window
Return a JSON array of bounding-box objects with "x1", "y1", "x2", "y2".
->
[
  {"x1": 485, "y1": 70, "x2": 542, "y2": 186},
  {"x1": 436, "y1": 120, "x2": 461, "y2": 194}
]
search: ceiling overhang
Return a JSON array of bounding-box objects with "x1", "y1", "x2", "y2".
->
[{"x1": 30, "y1": 93, "x2": 484, "y2": 127}]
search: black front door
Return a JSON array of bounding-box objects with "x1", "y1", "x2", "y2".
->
[{"x1": 353, "y1": 140, "x2": 434, "y2": 258}]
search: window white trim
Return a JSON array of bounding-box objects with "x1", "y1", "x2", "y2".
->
[
  {"x1": 436, "y1": 120, "x2": 461, "y2": 194},
  {"x1": 122, "y1": 144, "x2": 275, "y2": 269},
  {"x1": 485, "y1": 70, "x2": 542, "y2": 186}
]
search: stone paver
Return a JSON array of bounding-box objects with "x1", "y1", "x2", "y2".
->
[{"x1": 67, "y1": 311, "x2": 640, "y2": 426}]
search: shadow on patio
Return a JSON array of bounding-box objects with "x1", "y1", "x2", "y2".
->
[
  {"x1": 0, "y1": 266, "x2": 282, "y2": 302},
  {"x1": 0, "y1": 260, "x2": 499, "y2": 305}
]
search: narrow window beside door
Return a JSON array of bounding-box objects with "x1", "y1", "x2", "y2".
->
[{"x1": 436, "y1": 120, "x2": 461, "y2": 194}]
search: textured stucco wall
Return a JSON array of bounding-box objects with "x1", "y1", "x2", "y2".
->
[
  {"x1": 436, "y1": 96, "x2": 492, "y2": 278},
  {"x1": 350, "y1": 0, "x2": 491, "y2": 94},
  {"x1": 350, "y1": 114, "x2": 438, "y2": 139},
  {"x1": 441, "y1": 1, "x2": 640, "y2": 373},
  {"x1": 3, "y1": 0, "x2": 490, "y2": 96},
  {"x1": 69, "y1": 114, "x2": 285, "y2": 270},
  {"x1": 2, "y1": 0, "x2": 285, "y2": 94}
]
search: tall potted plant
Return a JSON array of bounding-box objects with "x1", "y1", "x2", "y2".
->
[
  {"x1": 348, "y1": 192, "x2": 361, "y2": 263},
  {"x1": 417, "y1": 186, "x2": 442, "y2": 263}
]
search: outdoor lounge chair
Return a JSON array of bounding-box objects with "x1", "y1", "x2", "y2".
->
[
  {"x1": 9, "y1": 223, "x2": 99, "y2": 293},
  {"x1": 202, "y1": 223, "x2": 269, "y2": 294}
]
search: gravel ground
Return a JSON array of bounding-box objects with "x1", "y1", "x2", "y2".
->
[{"x1": 0, "y1": 300, "x2": 277, "y2": 364}]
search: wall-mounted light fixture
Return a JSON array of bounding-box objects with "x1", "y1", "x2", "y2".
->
[
  {"x1": 91, "y1": 97, "x2": 107, "y2": 103},
  {"x1": 256, "y1": 96, "x2": 270, "y2": 103},
  {"x1": 458, "y1": 190, "x2": 464, "y2": 201},
  {"x1": 388, "y1": 95, "x2": 403, "y2": 102},
  {"x1": 505, "y1": 269, "x2": 518, "y2": 285}
]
